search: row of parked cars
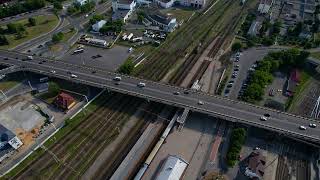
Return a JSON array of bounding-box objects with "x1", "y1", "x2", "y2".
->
[
  {"x1": 224, "y1": 52, "x2": 241, "y2": 97},
  {"x1": 237, "y1": 62, "x2": 258, "y2": 99}
]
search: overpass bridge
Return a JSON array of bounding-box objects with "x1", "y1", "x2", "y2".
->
[{"x1": 0, "y1": 50, "x2": 320, "y2": 145}]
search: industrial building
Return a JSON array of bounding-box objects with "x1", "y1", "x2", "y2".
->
[
  {"x1": 153, "y1": 0, "x2": 205, "y2": 9},
  {"x1": 0, "y1": 124, "x2": 23, "y2": 163},
  {"x1": 112, "y1": 0, "x2": 136, "y2": 22},
  {"x1": 92, "y1": 20, "x2": 107, "y2": 32},
  {"x1": 155, "y1": 155, "x2": 188, "y2": 180},
  {"x1": 146, "y1": 13, "x2": 177, "y2": 32}
]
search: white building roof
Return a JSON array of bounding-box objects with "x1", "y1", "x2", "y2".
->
[
  {"x1": 156, "y1": 155, "x2": 188, "y2": 180},
  {"x1": 92, "y1": 20, "x2": 107, "y2": 32}
]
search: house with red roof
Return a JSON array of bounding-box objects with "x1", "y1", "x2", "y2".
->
[{"x1": 54, "y1": 92, "x2": 76, "y2": 110}]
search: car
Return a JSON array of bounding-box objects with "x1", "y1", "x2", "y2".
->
[
  {"x1": 115, "y1": 82, "x2": 120, "y2": 85},
  {"x1": 15, "y1": 57, "x2": 18, "y2": 59},
  {"x1": 38, "y1": 62, "x2": 42, "y2": 64},
  {"x1": 198, "y1": 100, "x2": 204, "y2": 105},
  {"x1": 229, "y1": 80, "x2": 234, "y2": 84},
  {"x1": 260, "y1": 116, "x2": 267, "y2": 121},
  {"x1": 50, "y1": 70, "x2": 56, "y2": 73},
  {"x1": 113, "y1": 76, "x2": 121, "y2": 81},
  {"x1": 234, "y1": 68, "x2": 239, "y2": 71},
  {"x1": 183, "y1": 91, "x2": 190, "y2": 94},
  {"x1": 173, "y1": 91, "x2": 180, "y2": 95},
  {"x1": 254, "y1": 147, "x2": 260, "y2": 150},
  {"x1": 269, "y1": 89, "x2": 275, "y2": 96},
  {"x1": 227, "y1": 84, "x2": 232, "y2": 88},
  {"x1": 137, "y1": 82, "x2": 146, "y2": 87},
  {"x1": 309, "y1": 123, "x2": 317, "y2": 128},
  {"x1": 299, "y1": 126, "x2": 307, "y2": 130},
  {"x1": 225, "y1": 89, "x2": 230, "y2": 94},
  {"x1": 91, "y1": 71, "x2": 96, "y2": 74},
  {"x1": 71, "y1": 74, "x2": 77, "y2": 78},
  {"x1": 4, "y1": 57, "x2": 8, "y2": 60},
  {"x1": 38, "y1": 44, "x2": 43, "y2": 48},
  {"x1": 232, "y1": 75, "x2": 237, "y2": 78},
  {"x1": 234, "y1": 65, "x2": 240, "y2": 68}
]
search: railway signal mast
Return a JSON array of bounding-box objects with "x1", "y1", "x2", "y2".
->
[{"x1": 311, "y1": 96, "x2": 320, "y2": 119}]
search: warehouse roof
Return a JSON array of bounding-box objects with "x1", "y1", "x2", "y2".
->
[{"x1": 156, "y1": 155, "x2": 188, "y2": 180}]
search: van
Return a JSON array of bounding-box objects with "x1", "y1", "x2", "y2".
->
[
  {"x1": 137, "y1": 82, "x2": 145, "y2": 87},
  {"x1": 27, "y1": 56, "x2": 33, "y2": 60}
]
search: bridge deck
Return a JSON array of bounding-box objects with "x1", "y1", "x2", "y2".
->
[{"x1": 0, "y1": 49, "x2": 319, "y2": 143}]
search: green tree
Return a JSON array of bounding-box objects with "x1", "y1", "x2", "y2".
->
[
  {"x1": 52, "y1": 32, "x2": 64, "y2": 43},
  {"x1": 0, "y1": 35, "x2": 9, "y2": 45},
  {"x1": 118, "y1": 60, "x2": 134, "y2": 75},
  {"x1": 53, "y1": 1, "x2": 63, "y2": 10},
  {"x1": 231, "y1": 42, "x2": 242, "y2": 52},
  {"x1": 28, "y1": 17, "x2": 36, "y2": 26},
  {"x1": 89, "y1": 14, "x2": 104, "y2": 25},
  {"x1": 243, "y1": 83, "x2": 264, "y2": 102}
]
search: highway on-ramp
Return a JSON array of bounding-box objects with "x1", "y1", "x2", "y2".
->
[{"x1": 0, "y1": 50, "x2": 320, "y2": 144}]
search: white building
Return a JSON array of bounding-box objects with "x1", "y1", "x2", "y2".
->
[
  {"x1": 156, "y1": 155, "x2": 188, "y2": 180},
  {"x1": 0, "y1": 124, "x2": 23, "y2": 150},
  {"x1": 75, "y1": 0, "x2": 88, "y2": 6},
  {"x1": 112, "y1": 0, "x2": 136, "y2": 22},
  {"x1": 154, "y1": 0, "x2": 205, "y2": 9},
  {"x1": 146, "y1": 13, "x2": 177, "y2": 32},
  {"x1": 92, "y1": 20, "x2": 107, "y2": 32},
  {"x1": 258, "y1": 0, "x2": 274, "y2": 14}
]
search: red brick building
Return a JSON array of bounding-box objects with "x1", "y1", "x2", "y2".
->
[{"x1": 54, "y1": 92, "x2": 76, "y2": 110}]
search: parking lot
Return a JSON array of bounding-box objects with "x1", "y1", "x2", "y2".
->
[
  {"x1": 223, "y1": 47, "x2": 282, "y2": 100},
  {"x1": 61, "y1": 45, "x2": 130, "y2": 71}
]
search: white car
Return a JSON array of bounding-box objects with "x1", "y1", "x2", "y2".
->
[
  {"x1": 198, "y1": 100, "x2": 204, "y2": 105},
  {"x1": 137, "y1": 82, "x2": 145, "y2": 87},
  {"x1": 50, "y1": 70, "x2": 56, "y2": 73},
  {"x1": 309, "y1": 123, "x2": 317, "y2": 128},
  {"x1": 299, "y1": 126, "x2": 307, "y2": 130},
  {"x1": 260, "y1": 116, "x2": 267, "y2": 121},
  {"x1": 113, "y1": 76, "x2": 121, "y2": 81},
  {"x1": 71, "y1": 74, "x2": 77, "y2": 78}
]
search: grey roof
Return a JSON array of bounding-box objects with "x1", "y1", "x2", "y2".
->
[
  {"x1": 112, "y1": 9, "x2": 130, "y2": 20},
  {"x1": 0, "y1": 124, "x2": 15, "y2": 144},
  {"x1": 147, "y1": 14, "x2": 173, "y2": 25}
]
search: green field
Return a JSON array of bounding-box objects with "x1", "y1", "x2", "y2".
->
[
  {"x1": 0, "y1": 15, "x2": 59, "y2": 49},
  {"x1": 160, "y1": 7, "x2": 194, "y2": 21},
  {"x1": 0, "y1": 73, "x2": 25, "y2": 92}
]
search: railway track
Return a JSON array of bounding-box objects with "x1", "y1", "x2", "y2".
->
[
  {"x1": 13, "y1": 94, "x2": 140, "y2": 179},
  {"x1": 137, "y1": 0, "x2": 235, "y2": 80},
  {"x1": 52, "y1": 97, "x2": 143, "y2": 179},
  {"x1": 93, "y1": 103, "x2": 166, "y2": 179}
]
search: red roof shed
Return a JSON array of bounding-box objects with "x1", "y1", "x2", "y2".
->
[{"x1": 54, "y1": 92, "x2": 75, "y2": 110}]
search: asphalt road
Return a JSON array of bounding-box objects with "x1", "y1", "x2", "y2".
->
[{"x1": 0, "y1": 50, "x2": 320, "y2": 143}]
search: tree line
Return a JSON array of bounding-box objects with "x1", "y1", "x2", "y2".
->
[{"x1": 0, "y1": 0, "x2": 45, "y2": 19}]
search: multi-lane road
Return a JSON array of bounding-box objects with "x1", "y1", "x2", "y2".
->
[{"x1": 0, "y1": 50, "x2": 320, "y2": 144}]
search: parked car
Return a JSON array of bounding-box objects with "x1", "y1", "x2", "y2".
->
[
  {"x1": 137, "y1": 82, "x2": 146, "y2": 87},
  {"x1": 299, "y1": 126, "x2": 307, "y2": 130},
  {"x1": 269, "y1": 89, "x2": 275, "y2": 96},
  {"x1": 309, "y1": 123, "x2": 317, "y2": 128}
]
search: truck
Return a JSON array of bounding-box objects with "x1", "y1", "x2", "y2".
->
[{"x1": 127, "y1": 33, "x2": 133, "y2": 40}]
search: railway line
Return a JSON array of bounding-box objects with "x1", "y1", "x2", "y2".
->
[
  {"x1": 93, "y1": 103, "x2": 167, "y2": 179},
  {"x1": 12, "y1": 94, "x2": 143, "y2": 179},
  {"x1": 136, "y1": 0, "x2": 235, "y2": 81}
]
